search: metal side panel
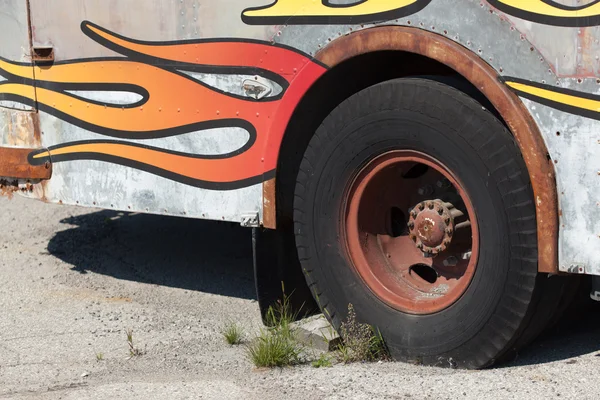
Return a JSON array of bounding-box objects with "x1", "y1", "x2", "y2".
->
[
  {"x1": 18, "y1": 0, "x2": 295, "y2": 224},
  {"x1": 0, "y1": 0, "x2": 35, "y2": 111}
]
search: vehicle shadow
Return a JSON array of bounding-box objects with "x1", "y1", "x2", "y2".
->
[
  {"x1": 505, "y1": 303, "x2": 600, "y2": 367},
  {"x1": 47, "y1": 209, "x2": 256, "y2": 300},
  {"x1": 47, "y1": 209, "x2": 600, "y2": 365}
]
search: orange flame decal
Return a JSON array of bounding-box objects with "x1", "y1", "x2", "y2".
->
[{"x1": 0, "y1": 21, "x2": 327, "y2": 190}]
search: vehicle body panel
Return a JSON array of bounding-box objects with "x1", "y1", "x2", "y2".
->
[{"x1": 0, "y1": 0, "x2": 599, "y2": 273}]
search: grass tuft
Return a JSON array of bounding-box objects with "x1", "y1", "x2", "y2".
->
[
  {"x1": 126, "y1": 328, "x2": 145, "y2": 358},
  {"x1": 222, "y1": 322, "x2": 245, "y2": 345},
  {"x1": 311, "y1": 352, "x2": 332, "y2": 368},
  {"x1": 246, "y1": 286, "x2": 304, "y2": 368},
  {"x1": 336, "y1": 304, "x2": 390, "y2": 363},
  {"x1": 247, "y1": 328, "x2": 302, "y2": 368},
  {"x1": 95, "y1": 352, "x2": 104, "y2": 361}
]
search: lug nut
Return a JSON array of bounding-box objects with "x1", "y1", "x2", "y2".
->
[
  {"x1": 443, "y1": 256, "x2": 458, "y2": 267},
  {"x1": 436, "y1": 179, "x2": 451, "y2": 189},
  {"x1": 418, "y1": 203, "x2": 425, "y2": 211},
  {"x1": 410, "y1": 233, "x2": 417, "y2": 242},
  {"x1": 418, "y1": 185, "x2": 434, "y2": 196},
  {"x1": 408, "y1": 221, "x2": 415, "y2": 230},
  {"x1": 427, "y1": 201, "x2": 434, "y2": 209},
  {"x1": 444, "y1": 217, "x2": 451, "y2": 224},
  {"x1": 417, "y1": 243, "x2": 424, "y2": 250},
  {"x1": 411, "y1": 210, "x2": 418, "y2": 218},
  {"x1": 446, "y1": 228, "x2": 454, "y2": 235},
  {"x1": 437, "y1": 207, "x2": 444, "y2": 215}
]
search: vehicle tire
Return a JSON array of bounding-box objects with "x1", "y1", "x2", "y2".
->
[
  {"x1": 294, "y1": 78, "x2": 545, "y2": 369},
  {"x1": 499, "y1": 274, "x2": 574, "y2": 362}
]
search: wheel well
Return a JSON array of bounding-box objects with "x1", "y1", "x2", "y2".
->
[
  {"x1": 268, "y1": 50, "x2": 503, "y2": 317},
  {"x1": 276, "y1": 50, "x2": 498, "y2": 225}
]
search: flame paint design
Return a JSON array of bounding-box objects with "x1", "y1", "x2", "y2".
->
[
  {"x1": 0, "y1": 21, "x2": 327, "y2": 190},
  {"x1": 242, "y1": 0, "x2": 432, "y2": 25},
  {"x1": 505, "y1": 77, "x2": 600, "y2": 120},
  {"x1": 487, "y1": 0, "x2": 600, "y2": 27}
]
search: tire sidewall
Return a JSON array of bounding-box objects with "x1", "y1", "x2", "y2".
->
[{"x1": 295, "y1": 79, "x2": 537, "y2": 367}]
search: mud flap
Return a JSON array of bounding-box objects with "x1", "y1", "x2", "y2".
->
[{"x1": 252, "y1": 227, "x2": 318, "y2": 325}]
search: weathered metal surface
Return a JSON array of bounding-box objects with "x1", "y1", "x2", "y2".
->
[
  {"x1": 10, "y1": 3, "x2": 325, "y2": 224},
  {"x1": 343, "y1": 150, "x2": 479, "y2": 313},
  {"x1": 0, "y1": 0, "x2": 35, "y2": 111},
  {"x1": 0, "y1": 147, "x2": 51, "y2": 180},
  {"x1": 313, "y1": 26, "x2": 559, "y2": 274},
  {"x1": 262, "y1": 178, "x2": 276, "y2": 229},
  {"x1": 0, "y1": 109, "x2": 41, "y2": 147},
  {"x1": 0, "y1": 0, "x2": 598, "y2": 273}
]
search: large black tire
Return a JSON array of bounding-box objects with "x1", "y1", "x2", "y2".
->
[{"x1": 294, "y1": 78, "x2": 550, "y2": 369}]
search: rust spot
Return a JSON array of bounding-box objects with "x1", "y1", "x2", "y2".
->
[
  {"x1": 0, "y1": 147, "x2": 52, "y2": 180},
  {"x1": 31, "y1": 47, "x2": 54, "y2": 62},
  {"x1": 262, "y1": 177, "x2": 276, "y2": 229},
  {"x1": 316, "y1": 26, "x2": 559, "y2": 274},
  {"x1": 0, "y1": 178, "x2": 34, "y2": 199},
  {"x1": 31, "y1": 112, "x2": 42, "y2": 145}
]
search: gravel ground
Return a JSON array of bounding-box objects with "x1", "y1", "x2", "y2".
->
[{"x1": 1, "y1": 195, "x2": 600, "y2": 399}]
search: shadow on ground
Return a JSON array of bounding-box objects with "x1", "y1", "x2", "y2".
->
[
  {"x1": 48, "y1": 209, "x2": 600, "y2": 366},
  {"x1": 48, "y1": 209, "x2": 256, "y2": 300},
  {"x1": 505, "y1": 302, "x2": 600, "y2": 367}
]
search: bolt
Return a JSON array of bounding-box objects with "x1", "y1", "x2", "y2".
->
[
  {"x1": 436, "y1": 179, "x2": 451, "y2": 189},
  {"x1": 443, "y1": 256, "x2": 458, "y2": 267},
  {"x1": 418, "y1": 185, "x2": 434, "y2": 196}
]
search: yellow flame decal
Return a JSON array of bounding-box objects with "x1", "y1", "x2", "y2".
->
[
  {"x1": 505, "y1": 78, "x2": 600, "y2": 120},
  {"x1": 242, "y1": 0, "x2": 432, "y2": 25},
  {"x1": 487, "y1": 0, "x2": 600, "y2": 26}
]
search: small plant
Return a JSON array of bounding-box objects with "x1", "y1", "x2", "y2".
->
[
  {"x1": 247, "y1": 328, "x2": 302, "y2": 367},
  {"x1": 246, "y1": 285, "x2": 304, "y2": 368},
  {"x1": 311, "y1": 353, "x2": 332, "y2": 368},
  {"x1": 336, "y1": 304, "x2": 389, "y2": 363},
  {"x1": 222, "y1": 322, "x2": 245, "y2": 345},
  {"x1": 264, "y1": 286, "x2": 298, "y2": 332},
  {"x1": 126, "y1": 328, "x2": 145, "y2": 357},
  {"x1": 95, "y1": 352, "x2": 104, "y2": 361}
]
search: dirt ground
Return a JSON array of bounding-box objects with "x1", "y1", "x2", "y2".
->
[{"x1": 1, "y1": 195, "x2": 600, "y2": 400}]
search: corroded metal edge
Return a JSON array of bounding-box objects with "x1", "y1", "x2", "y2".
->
[
  {"x1": 315, "y1": 26, "x2": 558, "y2": 274},
  {"x1": 262, "y1": 177, "x2": 276, "y2": 229},
  {"x1": 0, "y1": 147, "x2": 52, "y2": 180}
]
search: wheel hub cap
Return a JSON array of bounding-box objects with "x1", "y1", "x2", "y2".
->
[{"x1": 409, "y1": 200, "x2": 454, "y2": 256}]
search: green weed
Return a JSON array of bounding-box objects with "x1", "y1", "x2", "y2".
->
[
  {"x1": 126, "y1": 328, "x2": 144, "y2": 358},
  {"x1": 311, "y1": 352, "x2": 332, "y2": 368},
  {"x1": 222, "y1": 322, "x2": 245, "y2": 345}
]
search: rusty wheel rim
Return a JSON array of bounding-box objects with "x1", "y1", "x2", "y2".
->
[{"x1": 343, "y1": 150, "x2": 479, "y2": 314}]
